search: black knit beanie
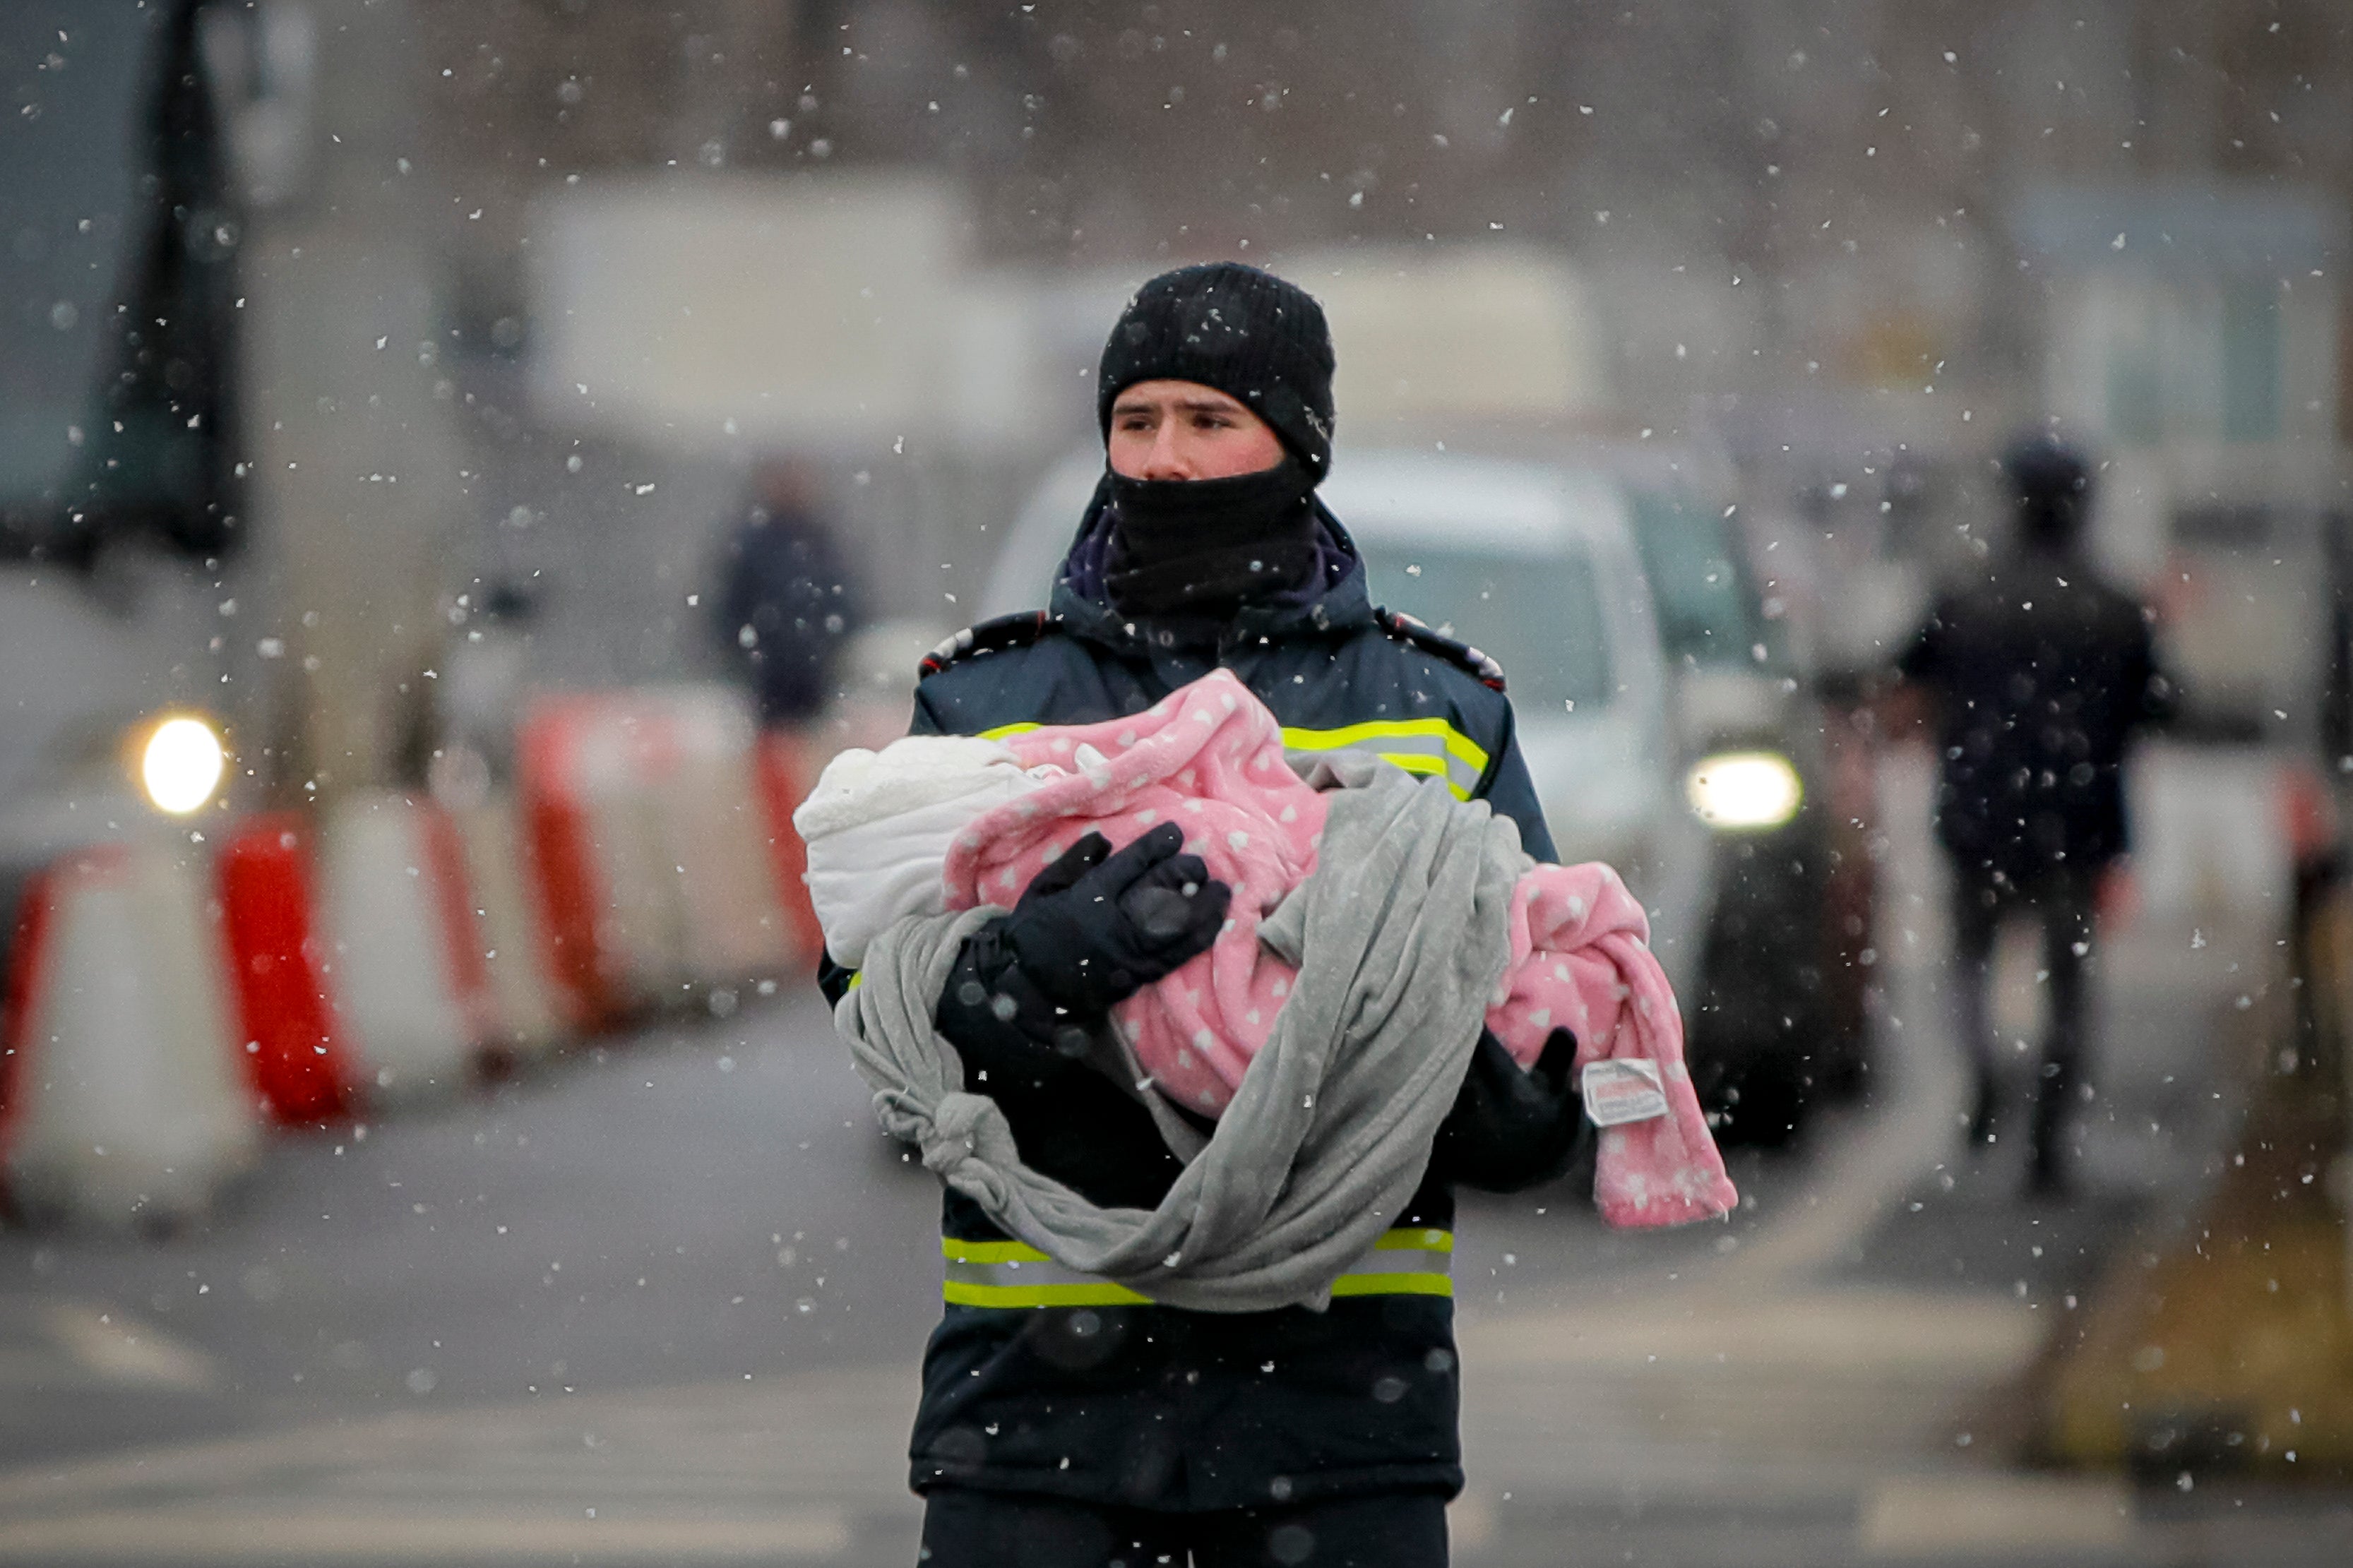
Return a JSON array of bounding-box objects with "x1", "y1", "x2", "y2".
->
[
  {"x1": 2001, "y1": 431, "x2": 2095, "y2": 546},
  {"x1": 1096, "y1": 262, "x2": 1338, "y2": 476}
]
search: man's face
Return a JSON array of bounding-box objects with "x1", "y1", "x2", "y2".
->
[{"x1": 1107, "y1": 380, "x2": 1287, "y2": 481}]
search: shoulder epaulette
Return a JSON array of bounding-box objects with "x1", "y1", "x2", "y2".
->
[
  {"x1": 1374, "y1": 607, "x2": 1506, "y2": 692},
  {"x1": 918, "y1": 611, "x2": 1053, "y2": 678}
]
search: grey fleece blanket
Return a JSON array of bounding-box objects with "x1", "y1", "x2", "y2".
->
[{"x1": 835, "y1": 754, "x2": 1527, "y2": 1313}]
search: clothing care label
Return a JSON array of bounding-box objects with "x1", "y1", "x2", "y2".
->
[{"x1": 1580, "y1": 1059, "x2": 1670, "y2": 1127}]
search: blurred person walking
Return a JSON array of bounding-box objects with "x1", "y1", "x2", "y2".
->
[
  {"x1": 823, "y1": 263, "x2": 1587, "y2": 1567},
  {"x1": 1895, "y1": 433, "x2": 2174, "y2": 1197},
  {"x1": 714, "y1": 459, "x2": 860, "y2": 727}
]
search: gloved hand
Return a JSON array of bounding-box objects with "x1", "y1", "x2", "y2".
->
[
  {"x1": 934, "y1": 823, "x2": 1232, "y2": 1082},
  {"x1": 1431, "y1": 1027, "x2": 1592, "y2": 1193},
  {"x1": 1000, "y1": 822, "x2": 1232, "y2": 1017}
]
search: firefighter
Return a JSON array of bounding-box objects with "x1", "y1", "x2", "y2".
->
[{"x1": 828, "y1": 263, "x2": 1584, "y2": 1567}]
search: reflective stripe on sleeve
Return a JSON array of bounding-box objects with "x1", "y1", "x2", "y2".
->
[
  {"x1": 979, "y1": 718, "x2": 1486, "y2": 800},
  {"x1": 939, "y1": 1229, "x2": 1454, "y2": 1308},
  {"x1": 1279, "y1": 720, "x2": 1489, "y2": 801}
]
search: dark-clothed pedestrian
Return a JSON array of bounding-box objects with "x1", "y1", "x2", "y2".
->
[
  {"x1": 822, "y1": 263, "x2": 1587, "y2": 1567},
  {"x1": 1895, "y1": 433, "x2": 2174, "y2": 1197},
  {"x1": 715, "y1": 460, "x2": 859, "y2": 726}
]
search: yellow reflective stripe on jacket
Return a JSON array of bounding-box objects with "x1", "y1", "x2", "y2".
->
[
  {"x1": 1338, "y1": 1228, "x2": 1454, "y2": 1298},
  {"x1": 939, "y1": 1230, "x2": 1454, "y2": 1307},
  {"x1": 1328, "y1": 1271, "x2": 1455, "y2": 1299},
  {"x1": 1371, "y1": 1226, "x2": 1455, "y2": 1255},
  {"x1": 945, "y1": 1279, "x2": 1157, "y2": 1309},
  {"x1": 1280, "y1": 719, "x2": 1489, "y2": 802},
  {"x1": 944, "y1": 1236, "x2": 1057, "y2": 1266},
  {"x1": 940, "y1": 1236, "x2": 1154, "y2": 1308},
  {"x1": 977, "y1": 718, "x2": 1486, "y2": 800}
]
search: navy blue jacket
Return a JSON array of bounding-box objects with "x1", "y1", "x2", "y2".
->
[
  {"x1": 715, "y1": 505, "x2": 859, "y2": 725},
  {"x1": 1898, "y1": 545, "x2": 2172, "y2": 883},
  {"x1": 841, "y1": 503, "x2": 1571, "y2": 1512}
]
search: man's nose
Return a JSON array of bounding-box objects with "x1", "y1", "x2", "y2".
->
[{"x1": 1139, "y1": 421, "x2": 1191, "y2": 481}]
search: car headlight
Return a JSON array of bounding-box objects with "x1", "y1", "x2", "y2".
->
[
  {"x1": 1684, "y1": 750, "x2": 1801, "y2": 831},
  {"x1": 140, "y1": 715, "x2": 227, "y2": 815}
]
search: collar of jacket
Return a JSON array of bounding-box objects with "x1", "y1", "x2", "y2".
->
[{"x1": 1048, "y1": 493, "x2": 1376, "y2": 656}]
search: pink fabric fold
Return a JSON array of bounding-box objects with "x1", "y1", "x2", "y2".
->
[
  {"x1": 940, "y1": 669, "x2": 1736, "y2": 1228},
  {"x1": 1487, "y1": 864, "x2": 1741, "y2": 1226}
]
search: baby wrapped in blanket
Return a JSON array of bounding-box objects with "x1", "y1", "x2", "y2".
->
[{"x1": 797, "y1": 669, "x2": 1737, "y2": 1228}]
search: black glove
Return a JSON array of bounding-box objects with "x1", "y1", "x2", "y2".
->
[
  {"x1": 1001, "y1": 823, "x2": 1231, "y2": 1017},
  {"x1": 934, "y1": 824, "x2": 1232, "y2": 1084},
  {"x1": 1431, "y1": 1027, "x2": 1591, "y2": 1193}
]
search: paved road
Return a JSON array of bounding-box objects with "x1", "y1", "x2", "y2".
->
[{"x1": 0, "y1": 748, "x2": 2345, "y2": 1564}]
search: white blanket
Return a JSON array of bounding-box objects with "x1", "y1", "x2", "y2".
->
[{"x1": 793, "y1": 735, "x2": 1048, "y2": 968}]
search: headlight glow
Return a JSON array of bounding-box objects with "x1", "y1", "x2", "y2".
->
[
  {"x1": 141, "y1": 716, "x2": 227, "y2": 815},
  {"x1": 1684, "y1": 750, "x2": 1802, "y2": 831}
]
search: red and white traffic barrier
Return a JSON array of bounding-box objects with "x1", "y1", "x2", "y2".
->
[
  {"x1": 218, "y1": 813, "x2": 355, "y2": 1124},
  {"x1": 1, "y1": 843, "x2": 261, "y2": 1228},
  {"x1": 220, "y1": 794, "x2": 492, "y2": 1115},
  {"x1": 656, "y1": 692, "x2": 794, "y2": 991},
  {"x1": 519, "y1": 686, "x2": 802, "y2": 1025},
  {"x1": 448, "y1": 798, "x2": 567, "y2": 1066},
  {"x1": 519, "y1": 693, "x2": 680, "y2": 1029},
  {"x1": 317, "y1": 791, "x2": 493, "y2": 1102},
  {"x1": 753, "y1": 729, "x2": 828, "y2": 969}
]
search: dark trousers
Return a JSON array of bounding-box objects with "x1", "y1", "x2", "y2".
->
[
  {"x1": 1948, "y1": 863, "x2": 2098, "y2": 1187},
  {"x1": 917, "y1": 1488, "x2": 1450, "y2": 1568}
]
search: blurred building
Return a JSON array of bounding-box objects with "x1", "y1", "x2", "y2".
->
[{"x1": 399, "y1": 11, "x2": 2347, "y2": 432}]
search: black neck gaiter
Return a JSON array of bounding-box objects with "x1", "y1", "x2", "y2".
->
[{"x1": 1103, "y1": 457, "x2": 1321, "y2": 620}]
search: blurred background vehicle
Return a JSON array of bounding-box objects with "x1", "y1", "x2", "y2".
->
[{"x1": 0, "y1": 2, "x2": 267, "y2": 947}]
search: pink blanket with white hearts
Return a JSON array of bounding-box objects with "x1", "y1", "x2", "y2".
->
[{"x1": 941, "y1": 669, "x2": 1737, "y2": 1228}]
